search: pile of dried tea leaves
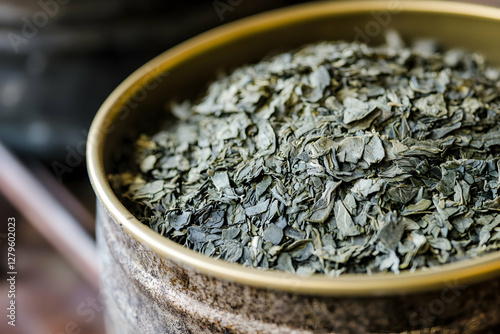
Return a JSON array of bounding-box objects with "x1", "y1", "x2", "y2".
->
[{"x1": 109, "y1": 33, "x2": 500, "y2": 276}]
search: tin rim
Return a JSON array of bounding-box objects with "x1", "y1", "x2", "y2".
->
[{"x1": 87, "y1": 1, "x2": 500, "y2": 296}]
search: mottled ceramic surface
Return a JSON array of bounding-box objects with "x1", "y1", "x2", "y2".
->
[{"x1": 96, "y1": 203, "x2": 500, "y2": 333}]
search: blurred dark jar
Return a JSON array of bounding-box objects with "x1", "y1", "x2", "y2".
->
[{"x1": 88, "y1": 2, "x2": 500, "y2": 333}]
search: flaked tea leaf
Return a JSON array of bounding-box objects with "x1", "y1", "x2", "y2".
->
[
  {"x1": 403, "y1": 199, "x2": 433, "y2": 215},
  {"x1": 140, "y1": 155, "x2": 157, "y2": 173},
  {"x1": 351, "y1": 178, "x2": 385, "y2": 199},
  {"x1": 363, "y1": 135, "x2": 385, "y2": 165},
  {"x1": 111, "y1": 33, "x2": 500, "y2": 276},
  {"x1": 386, "y1": 186, "x2": 419, "y2": 204},
  {"x1": 212, "y1": 171, "x2": 231, "y2": 191},
  {"x1": 343, "y1": 97, "x2": 376, "y2": 124},
  {"x1": 308, "y1": 180, "x2": 341, "y2": 223},
  {"x1": 246, "y1": 199, "x2": 270, "y2": 216},
  {"x1": 336, "y1": 136, "x2": 365, "y2": 164},
  {"x1": 167, "y1": 210, "x2": 191, "y2": 231},
  {"x1": 335, "y1": 200, "x2": 358, "y2": 238},
  {"x1": 378, "y1": 214, "x2": 405, "y2": 251},
  {"x1": 263, "y1": 224, "x2": 284, "y2": 245}
]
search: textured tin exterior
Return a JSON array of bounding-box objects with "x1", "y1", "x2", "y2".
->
[{"x1": 96, "y1": 203, "x2": 500, "y2": 333}]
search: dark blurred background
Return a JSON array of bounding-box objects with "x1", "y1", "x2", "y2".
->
[
  {"x1": 0, "y1": 1, "x2": 499, "y2": 334},
  {"x1": 0, "y1": 0, "x2": 310, "y2": 160}
]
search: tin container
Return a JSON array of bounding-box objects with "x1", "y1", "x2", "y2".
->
[{"x1": 87, "y1": 2, "x2": 500, "y2": 333}]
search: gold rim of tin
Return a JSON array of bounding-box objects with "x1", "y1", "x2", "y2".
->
[{"x1": 88, "y1": 1, "x2": 500, "y2": 296}]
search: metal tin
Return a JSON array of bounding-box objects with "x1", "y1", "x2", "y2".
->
[{"x1": 88, "y1": 2, "x2": 500, "y2": 333}]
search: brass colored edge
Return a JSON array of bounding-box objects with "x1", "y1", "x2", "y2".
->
[{"x1": 88, "y1": 1, "x2": 500, "y2": 296}]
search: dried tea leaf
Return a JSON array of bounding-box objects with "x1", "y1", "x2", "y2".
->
[
  {"x1": 111, "y1": 36, "x2": 500, "y2": 277},
  {"x1": 362, "y1": 135, "x2": 385, "y2": 164},
  {"x1": 166, "y1": 210, "x2": 192, "y2": 231},
  {"x1": 403, "y1": 199, "x2": 432, "y2": 215},
  {"x1": 351, "y1": 178, "x2": 385, "y2": 199},
  {"x1": 386, "y1": 186, "x2": 418, "y2": 204},
  {"x1": 212, "y1": 171, "x2": 231, "y2": 191},
  {"x1": 263, "y1": 224, "x2": 284, "y2": 245},
  {"x1": 336, "y1": 136, "x2": 365, "y2": 163},
  {"x1": 246, "y1": 199, "x2": 270, "y2": 216},
  {"x1": 343, "y1": 97, "x2": 376, "y2": 124},
  {"x1": 335, "y1": 200, "x2": 359, "y2": 238},
  {"x1": 308, "y1": 180, "x2": 341, "y2": 223},
  {"x1": 140, "y1": 155, "x2": 157, "y2": 173},
  {"x1": 378, "y1": 214, "x2": 405, "y2": 251}
]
